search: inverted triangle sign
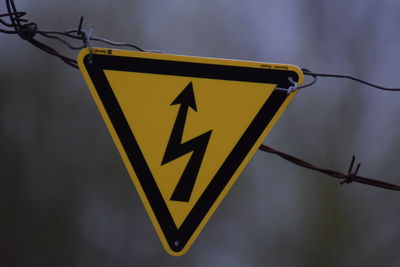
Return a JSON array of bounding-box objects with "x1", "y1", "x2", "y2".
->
[{"x1": 78, "y1": 48, "x2": 303, "y2": 256}]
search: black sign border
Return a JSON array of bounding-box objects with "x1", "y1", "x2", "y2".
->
[{"x1": 83, "y1": 53, "x2": 299, "y2": 253}]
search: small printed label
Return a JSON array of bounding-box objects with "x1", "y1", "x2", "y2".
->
[
  {"x1": 273, "y1": 65, "x2": 288, "y2": 70},
  {"x1": 93, "y1": 49, "x2": 113, "y2": 55},
  {"x1": 260, "y1": 64, "x2": 289, "y2": 70},
  {"x1": 260, "y1": 64, "x2": 272, "y2": 69}
]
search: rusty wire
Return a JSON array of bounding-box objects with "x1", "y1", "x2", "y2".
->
[
  {"x1": 2, "y1": 0, "x2": 400, "y2": 191},
  {"x1": 260, "y1": 144, "x2": 400, "y2": 191}
]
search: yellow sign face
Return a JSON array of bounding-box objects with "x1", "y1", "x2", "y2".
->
[{"x1": 78, "y1": 48, "x2": 303, "y2": 256}]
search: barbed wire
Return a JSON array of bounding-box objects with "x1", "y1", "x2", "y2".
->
[
  {"x1": 2, "y1": 0, "x2": 400, "y2": 191},
  {"x1": 260, "y1": 145, "x2": 400, "y2": 191}
]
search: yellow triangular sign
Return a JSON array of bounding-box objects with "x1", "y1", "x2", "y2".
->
[{"x1": 78, "y1": 48, "x2": 303, "y2": 256}]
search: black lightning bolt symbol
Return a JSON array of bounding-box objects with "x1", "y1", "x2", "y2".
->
[{"x1": 161, "y1": 82, "x2": 212, "y2": 202}]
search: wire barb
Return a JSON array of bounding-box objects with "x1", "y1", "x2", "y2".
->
[{"x1": 340, "y1": 155, "x2": 361, "y2": 185}]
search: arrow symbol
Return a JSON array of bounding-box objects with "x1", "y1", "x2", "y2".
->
[{"x1": 161, "y1": 82, "x2": 212, "y2": 202}]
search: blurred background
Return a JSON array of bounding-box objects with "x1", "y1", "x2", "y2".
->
[{"x1": 1, "y1": 0, "x2": 400, "y2": 266}]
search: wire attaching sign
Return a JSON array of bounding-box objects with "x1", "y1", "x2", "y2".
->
[{"x1": 77, "y1": 47, "x2": 303, "y2": 255}]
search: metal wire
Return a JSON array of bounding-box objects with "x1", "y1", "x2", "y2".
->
[
  {"x1": 2, "y1": 0, "x2": 400, "y2": 191},
  {"x1": 299, "y1": 68, "x2": 318, "y2": 89},
  {"x1": 302, "y1": 69, "x2": 400, "y2": 91},
  {"x1": 259, "y1": 144, "x2": 400, "y2": 191}
]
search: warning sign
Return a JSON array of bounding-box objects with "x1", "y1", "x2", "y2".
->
[{"x1": 78, "y1": 48, "x2": 303, "y2": 255}]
